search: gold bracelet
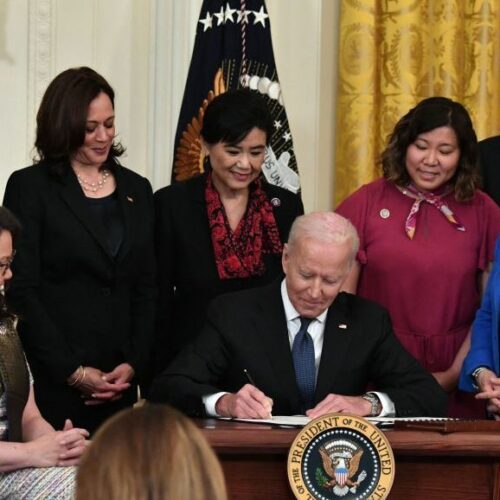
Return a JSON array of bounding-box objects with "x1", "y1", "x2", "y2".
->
[
  {"x1": 80, "y1": 366, "x2": 87, "y2": 385},
  {"x1": 72, "y1": 367, "x2": 84, "y2": 386},
  {"x1": 68, "y1": 365, "x2": 84, "y2": 387}
]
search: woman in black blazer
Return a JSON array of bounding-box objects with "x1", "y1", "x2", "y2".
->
[
  {"x1": 154, "y1": 89, "x2": 303, "y2": 373},
  {"x1": 3, "y1": 67, "x2": 155, "y2": 433}
]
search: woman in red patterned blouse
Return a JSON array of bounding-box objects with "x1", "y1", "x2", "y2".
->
[{"x1": 153, "y1": 89, "x2": 304, "y2": 375}]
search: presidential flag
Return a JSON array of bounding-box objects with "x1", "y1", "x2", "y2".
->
[{"x1": 172, "y1": 0, "x2": 300, "y2": 193}]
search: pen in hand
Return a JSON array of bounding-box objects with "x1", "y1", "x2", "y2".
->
[
  {"x1": 243, "y1": 368, "x2": 273, "y2": 418},
  {"x1": 243, "y1": 368, "x2": 257, "y2": 386}
]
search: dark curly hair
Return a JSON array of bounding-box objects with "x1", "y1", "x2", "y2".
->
[
  {"x1": 35, "y1": 66, "x2": 125, "y2": 175},
  {"x1": 381, "y1": 97, "x2": 479, "y2": 202}
]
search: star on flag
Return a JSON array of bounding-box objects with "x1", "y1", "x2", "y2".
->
[
  {"x1": 237, "y1": 9, "x2": 252, "y2": 24},
  {"x1": 253, "y1": 6, "x2": 269, "y2": 27},
  {"x1": 199, "y1": 5, "x2": 268, "y2": 31},
  {"x1": 213, "y1": 6, "x2": 225, "y2": 26},
  {"x1": 198, "y1": 11, "x2": 213, "y2": 32},
  {"x1": 224, "y1": 3, "x2": 236, "y2": 23}
]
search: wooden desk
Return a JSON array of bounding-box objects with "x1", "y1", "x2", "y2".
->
[{"x1": 198, "y1": 419, "x2": 500, "y2": 499}]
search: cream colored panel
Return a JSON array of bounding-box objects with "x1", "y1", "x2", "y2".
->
[
  {"x1": 26, "y1": 0, "x2": 55, "y2": 168},
  {"x1": 0, "y1": 0, "x2": 30, "y2": 198},
  {"x1": 149, "y1": 0, "x2": 201, "y2": 190},
  {"x1": 54, "y1": 0, "x2": 152, "y2": 178},
  {"x1": 54, "y1": 0, "x2": 94, "y2": 65},
  {"x1": 265, "y1": 0, "x2": 337, "y2": 211},
  {"x1": 318, "y1": 0, "x2": 339, "y2": 211},
  {"x1": 96, "y1": 0, "x2": 152, "y2": 178}
]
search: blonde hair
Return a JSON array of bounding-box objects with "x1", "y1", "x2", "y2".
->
[{"x1": 76, "y1": 404, "x2": 227, "y2": 500}]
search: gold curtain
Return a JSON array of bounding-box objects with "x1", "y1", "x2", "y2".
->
[{"x1": 334, "y1": 0, "x2": 500, "y2": 205}]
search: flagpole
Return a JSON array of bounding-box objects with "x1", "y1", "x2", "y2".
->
[{"x1": 239, "y1": 0, "x2": 248, "y2": 77}]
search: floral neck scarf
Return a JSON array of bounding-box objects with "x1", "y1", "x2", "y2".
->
[
  {"x1": 399, "y1": 183, "x2": 465, "y2": 240},
  {"x1": 205, "y1": 173, "x2": 283, "y2": 280}
]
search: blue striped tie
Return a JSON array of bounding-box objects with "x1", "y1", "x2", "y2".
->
[{"x1": 292, "y1": 317, "x2": 315, "y2": 411}]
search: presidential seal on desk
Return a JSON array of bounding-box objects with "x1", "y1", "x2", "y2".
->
[{"x1": 287, "y1": 414, "x2": 395, "y2": 499}]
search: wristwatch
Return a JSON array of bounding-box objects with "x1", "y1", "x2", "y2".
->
[
  {"x1": 361, "y1": 393, "x2": 382, "y2": 417},
  {"x1": 472, "y1": 366, "x2": 489, "y2": 391}
]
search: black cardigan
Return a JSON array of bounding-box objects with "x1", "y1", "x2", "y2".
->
[{"x1": 153, "y1": 173, "x2": 304, "y2": 373}]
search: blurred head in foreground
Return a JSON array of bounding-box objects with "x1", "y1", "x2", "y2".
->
[{"x1": 76, "y1": 404, "x2": 227, "y2": 500}]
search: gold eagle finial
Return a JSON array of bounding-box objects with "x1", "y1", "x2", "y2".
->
[{"x1": 173, "y1": 68, "x2": 226, "y2": 181}]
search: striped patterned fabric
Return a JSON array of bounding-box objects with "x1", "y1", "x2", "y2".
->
[
  {"x1": 0, "y1": 364, "x2": 76, "y2": 498},
  {"x1": 0, "y1": 466, "x2": 76, "y2": 499}
]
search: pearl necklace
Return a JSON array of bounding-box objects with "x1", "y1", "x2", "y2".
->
[{"x1": 75, "y1": 168, "x2": 110, "y2": 193}]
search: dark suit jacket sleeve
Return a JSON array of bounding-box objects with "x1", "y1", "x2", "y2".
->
[
  {"x1": 3, "y1": 171, "x2": 81, "y2": 381},
  {"x1": 121, "y1": 177, "x2": 157, "y2": 381},
  {"x1": 369, "y1": 310, "x2": 447, "y2": 417},
  {"x1": 479, "y1": 136, "x2": 500, "y2": 206},
  {"x1": 149, "y1": 299, "x2": 232, "y2": 416},
  {"x1": 153, "y1": 187, "x2": 176, "y2": 361}
]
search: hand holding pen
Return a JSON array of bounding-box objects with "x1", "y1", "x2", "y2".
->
[
  {"x1": 243, "y1": 368, "x2": 273, "y2": 417},
  {"x1": 214, "y1": 369, "x2": 273, "y2": 419}
]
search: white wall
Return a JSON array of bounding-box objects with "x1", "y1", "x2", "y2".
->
[
  {"x1": 0, "y1": 0, "x2": 338, "y2": 211},
  {"x1": 267, "y1": 0, "x2": 338, "y2": 211}
]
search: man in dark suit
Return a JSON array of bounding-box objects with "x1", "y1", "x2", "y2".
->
[
  {"x1": 150, "y1": 212, "x2": 446, "y2": 418},
  {"x1": 479, "y1": 135, "x2": 500, "y2": 205}
]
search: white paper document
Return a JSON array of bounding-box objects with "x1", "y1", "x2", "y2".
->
[
  {"x1": 221, "y1": 415, "x2": 454, "y2": 427},
  {"x1": 229, "y1": 415, "x2": 311, "y2": 426}
]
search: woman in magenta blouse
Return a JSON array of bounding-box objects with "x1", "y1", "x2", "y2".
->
[{"x1": 336, "y1": 97, "x2": 500, "y2": 417}]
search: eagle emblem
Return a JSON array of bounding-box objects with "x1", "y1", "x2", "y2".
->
[
  {"x1": 318, "y1": 439, "x2": 367, "y2": 497},
  {"x1": 173, "y1": 68, "x2": 226, "y2": 182}
]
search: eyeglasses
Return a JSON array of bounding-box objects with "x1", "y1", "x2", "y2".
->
[{"x1": 0, "y1": 250, "x2": 16, "y2": 277}]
